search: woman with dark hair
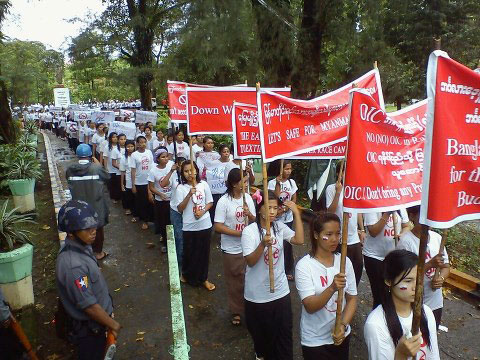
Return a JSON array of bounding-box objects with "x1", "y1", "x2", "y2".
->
[
  {"x1": 241, "y1": 190, "x2": 304, "y2": 360},
  {"x1": 175, "y1": 160, "x2": 215, "y2": 290},
  {"x1": 214, "y1": 168, "x2": 256, "y2": 325},
  {"x1": 120, "y1": 140, "x2": 136, "y2": 216},
  {"x1": 144, "y1": 125, "x2": 154, "y2": 151},
  {"x1": 295, "y1": 212, "x2": 357, "y2": 359},
  {"x1": 207, "y1": 143, "x2": 231, "y2": 224},
  {"x1": 104, "y1": 132, "x2": 122, "y2": 202},
  {"x1": 397, "y1": 205, "x2": 450, "y2": 328},
  {"x1": 129, "y1": 136, "x2": 154, "y2": 230},
  {"x1": 196, "y1": 136, "x2": 220, "y2": 180},
  {"x1": 167, "y1": 129, "x2": 190, "y2": 160},
  {"x1": 268, "y1": 160, "x2": 298, "y2": 281},
  {"x1": 91, "y1": 123, "x2": 106, "y2": 161},
  {"x1": 364, "y1": 249, "x2": 440, "y2": 359}
]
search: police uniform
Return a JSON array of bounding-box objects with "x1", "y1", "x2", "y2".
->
[{"x1": 56, "y1": 200, "x2": 114, "y2": 360}]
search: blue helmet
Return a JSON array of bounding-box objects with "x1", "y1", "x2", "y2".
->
[
  {"x1": 58, "y1": 200, "x2": 99, "y2": 233},
  {"x1": 76, "y1": 144, "x2": 92, "y2": 157}
]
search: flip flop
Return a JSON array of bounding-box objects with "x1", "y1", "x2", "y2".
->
[
  {"x1": 231, "y1": 314, "x2": 241, "y2": 326},
  {"x1": 203, "y1": 281, "x2": 216, "y2": 291},
  {"x1": 141, "y1": 223, "x2": 149, "y2": 230}
]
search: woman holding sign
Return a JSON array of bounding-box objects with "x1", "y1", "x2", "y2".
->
[
  {"x1": 175, "y1": 161, "x2": 215, "y2": 290},
  {"x1": 397, "y1": 205, "x2": 450, "y2": 328},
  {"x1": 241, "y1": 190, "x2": 304, "y2": 360},
  {"x1": 364, "y1": 249, "x2": 440, "y2": 359},
  {"x1": 295, "y1": 212, "x2": 357, "y2": 359},
  {"x1": 214, "y1": 168, "x2": 256, "y2": 325}
]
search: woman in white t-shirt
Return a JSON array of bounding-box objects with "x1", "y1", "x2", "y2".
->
[
  {"x1": 91, "y1": 123, "x2": 106, "y2": 161},
  {"x1": 196, "y1": 136, "x2": 220, "y2": 180},
  {"x1": 168, "y1": 129, "x2": 190, "y2": 160},
  {"x1": 364, "y1": 249, "x2": 440, "y2": 360},
  {"x1": 148, "y1": 147, "x2": 173, "y2": 253},
  {"x1": 295, "y1": 212, "x2": 357, "y2": 359},
  {"x1": 214, "y1": 168, "x2": 256, "y2": 326},
  {"x1": 241, "y1": 190, "x2": 304, "y2": 360},
  {"x1": 120, "y1": 140, "x2": 136, "y2": 216},
  {"x1": 144, "y1": 125, "x2": 155, "y2": 152},
  {"x1": 104, "y1": 132, "x2": 122, "y2": 202},
  {"x1": 363, "y1": 209, "x2": 410, "y2": 309},
  {"x1": 207, "y1": 144, "x2": 231, "y2": 224},
  {"x1": 397, "y1": 205, "x2": 450, "y2": 328},
  {"x1": 175, "y1": 160, "x2": 215, "y2": 290},
  {"x1": 326, "y1": 163, "x2": 365, "y2": 286},
  {"x1": 129, "y1": 135, "x2": 154, "y2": 230},
  {"x1": 268, "y1": 160, "x2": 298, "y2": 281},
  {"x1": 152, "y1": 129, "x2": 165, "y2": 152},
  {"x1": 117, "y1": 133, "x2": 126, "y2": 156}
]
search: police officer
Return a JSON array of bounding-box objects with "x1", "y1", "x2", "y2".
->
[
  {"x1": 67, "y1": 144, "x2": 110, "y2": 261},
  {"x1": 56, "y1": 200, "x2": 120, "y2": 360}
]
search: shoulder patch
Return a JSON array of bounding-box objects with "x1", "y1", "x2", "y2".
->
[{"x1": 75, "y1": 275, "x2": 89, "y2": 291}]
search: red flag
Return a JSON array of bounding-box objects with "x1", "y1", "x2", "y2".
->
[
  {"x1": 167, "y1": 81, "x2": 211, "y2": 123},
  {"x1": 187, "y1": 87, "x2": 290, "y2": 135},
  {"x1": 342, "y1": 90, "x2": 426, "y2": 212},
  {"x1": 420, "y1": 51, "x2": 480, "y2": 228},
  {"x1": 257, "y1": 69, "x2": 383, "y2": 162}
]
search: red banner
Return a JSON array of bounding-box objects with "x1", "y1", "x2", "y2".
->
[
  {"x1": 420, "y1": 51, "x2": 480, "y2": 228},
  {"x1": 257, "y1": 69, "x2": 383, "y2": 162},
  {"x1": 342, "y1": 90, "x2": 426, "y2": 212},
  {"x1": 187, "y1": 87, "x2": 291, "y2": 135},
  {"x1": 167, "y1": 81, "x2": 211, "y2": 123}
]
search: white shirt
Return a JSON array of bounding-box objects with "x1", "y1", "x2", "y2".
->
[
  {"x1": 397, "y1": 230, "x2": 448, "y2": 310},
  {"x1": 196, "y1": 151, "x2": 221, "y2": 179},
  {"x1": 119, "y1": 155, "x2": 132, "y2": 189},
  {"x1": 167, "y1": 141, "x2": 190, "y2": 160},
  {"x1": 364, "y1": 304, "x2": 440, "y2": 360},
  {"x1": 192, "y1": 144, "x2": 203, "y2": 159},
  {"x1": 241, "y1": 222, "x2": 295, "y2": 303},
  {"x1": 325, "y1": 184, "x2": 360, "y2": 245},
  {"x1": 147, "y1": 163, "x2": 174, "y2": 201},
  {"x1": 295, "y1": 254, "x2": 357, "y2": 347},
  {"x1": 78, "y1": 125, "x2": 86, "y2": 143},
  {"x1": 103, "y1": 146, "x2": 121, "y2": 175},
  {"x1": 91, "y1": 133, "x2": 103, "y2": 153},
  {"x1": 363, "y1": 209, "x2": 409, "y2": 260},
  {"x1": 145, "y1": 136, "x2": 155, "y2": 152},
  {"x1": 214, "y1": 193, "x2": 255, "y2": 254},
  {"x1": 206, "y1": 160, "x2": 229, "y2": 195},
  {"x1": 128, "y1": 150, "x2": 154, "y2": 185},
  {"x1": 152, "y1": 138, "x2": 165, "y2": 151},
  {"x1": 174, "y1": 181, "x2": 213, "y2": 231},
  {"x1": 168, "y1": 174, "x2": 182, "y2": 212},
  {"x1": 268, "y1": 178, "x2": 298, "y2": 223}
]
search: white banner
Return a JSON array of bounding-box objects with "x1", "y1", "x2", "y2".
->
[
  {"x1": 73, "y1": 111, "x2": 92, "y2": 122},
  {"x1": 92, "y1": 111, "x2": 115, "y2": 124},
  {"x1": 135, "y1": 110, "x2": 158, "y2": 124},
  {"x1": 108, "y1": 121, "x2": 136, "y2": 140},
  {"x1": 53, "y1": 88, "x2": 71, "y2": 108}
]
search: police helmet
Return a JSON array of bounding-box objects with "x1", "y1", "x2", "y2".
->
[
  {"x1": 76, "y1": 144, "x2": 92, "y2": 157},
  {"x1": 58, "y1": 200, "x2": 99, "y2": 233}
]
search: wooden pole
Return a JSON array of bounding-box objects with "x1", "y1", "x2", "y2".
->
[
  {"x1": 334, "y1": 212, "x2": 350, "y2": 337},
  {"x1": 412, "y1": 224, "x2": 429, "y2": 335},
  {"x1": 257, "y1": 81, "x2": 275, "y2": 293},
  {"x1": 10, "y1": 315, "x2": 39, "y2": 360},
  {"x1": 434, "y1": 38, "x2": 441, "y2": 51},
  {"x1": 392, "y1": 212, "x2": 399, "y2": 247},
  {"x1": 373, "y1": 60, "x2": 378, "y2": 69},
  {"x1": 432, "y1": 229, "x2": 448, "y2": 284},
  {"x1": 189, "y1": 137, "x2": 196, "y2": 187},
  {"x1": 240, "y1": 161, "x2": 248, "y2": 225}
]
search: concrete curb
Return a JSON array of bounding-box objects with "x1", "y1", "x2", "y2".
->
[{"x1": 41, "y1": 131, "x2": 71, "y2": 244}]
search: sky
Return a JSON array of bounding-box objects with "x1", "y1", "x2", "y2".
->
[{"x1": 2, "y1": 0, "x2": 106, "y2": 52}]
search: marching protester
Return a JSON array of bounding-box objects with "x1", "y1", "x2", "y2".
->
[
  {"x1": 118, "y1": 133, "x2": 126, "y2": 155},
  {"x1": 129, "y1": 136, "x2": 154, "y2": 230},
  {"x1": 196, "y1": 136, "x2": 220, "y2": 179},
  {"x1": 364, "y1": 249, "x2": 440, "y2": 359},
  {"x1": 160, "y1": 156, "x2": 186, "y2": 268},
  {"x1": 207, "y1": 144, "x2": 231, "y2": 224},
  {"x1": 66, "y1": 144, "x2": 110, "y2": 261},
  {"x1": 268, "y1": 160, "x2": 298, "y2": 281},
  {"x1": 103, "y1": 132, "x2": 122, "y2": 203},
  {"x1": 191, "y1": 135, "x2": 204, "y2": 159},
  {"x1": 56, "y1": 200, "x2": 121, "y2": 360},
  {"x1": 148, "y1": 147, "x2": 174, "y2": 253},
  {"x1": 175, "y1": 161, "x2": 216, "y2": 290},
  {"x1": 214, "y1": 168, "x2": 256, "y2": 326},
  {"x1": 363, "y1": 209, "x2": 410, "y2": 309},
  {"x1": 397, "y1": 205, "x2": 450, "y2": 328},
  {"x1": 91, "y1": 123, "x2": 106, "y2": 161},
  {"x1": 168, "y1": 129, "x2": 190, "y2": 160},
  {"x1": 144, "y1": 125, "x2": 154, "y2": 152},
  {"x1": 152, "y1": 129, "x2": 165, "y2": 152},
  {"x1": 120, "y1": 140, "x2": 136, "y2": 216},
  {"x1": 241, "y1": 190, "x2": 304, "y2": 360},
  {"x1": 295, "y1": 212, "x2": 357, "y2": 359},
  {"x1": 326, "y1": 163, "x2": 365, "y2": 285}
]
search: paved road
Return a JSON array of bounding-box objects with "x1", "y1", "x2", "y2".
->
[{"x1": 48, "y1": 133, "x2": 480, "y2": 359}]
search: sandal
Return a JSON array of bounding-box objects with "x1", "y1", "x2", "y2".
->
[
  {"x1": 231, "y1": 314, "x2": 241, "y2": 326},
  {"x1": 131, "y1": 217, "x2": 138, "y2": 223},
  {"x1": 141, "y1": 223, "x2": 149, "y2": 230},
  {"x1": 203, "y1": 280, "x2": 216, "y2": 291}
]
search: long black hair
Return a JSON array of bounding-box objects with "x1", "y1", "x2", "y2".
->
[
  {"x1": 124, "y1": 140, "x2": 135, "y2": 161},
  {"x1": 254, "y1": 190, "x2": 281, "y2": 240},
  {"x1": 180, "y1": 160, "x2": 201, "y2": 184},
  {"x1": 382, "y1": 250, "x2": 431, "y2": 348},
  {"x1": 309, "y1": 212, "x2": 341, "y2": 257},
  {"x1": 108, "y1": 132, "x2": 120, "y2": 152},
  {"x1": 226, "y1": 168, "x2": 247, "y2": 198}
]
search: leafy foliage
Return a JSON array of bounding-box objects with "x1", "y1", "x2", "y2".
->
[{"x1": 0, "y1": 200, "x2": 35, "y2": 251}]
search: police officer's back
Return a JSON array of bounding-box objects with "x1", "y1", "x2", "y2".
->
[{"x1": 56, "y1": 200, "x2": 120, "y2": 360}]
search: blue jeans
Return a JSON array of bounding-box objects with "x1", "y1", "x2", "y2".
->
[{"x1": 170, "y1": 208, "x2": 184, "y2": 271}]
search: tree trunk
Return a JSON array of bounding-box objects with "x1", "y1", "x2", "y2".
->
[
  {"x1": 138, "y1": 72, "x2": 153, "y2": 111},
  {"x1": 0, "y1": 67, "x2": 16, "y2": 144},
  {"x1": 396, "y1": 97, "x2": 403, "y2": 110}
]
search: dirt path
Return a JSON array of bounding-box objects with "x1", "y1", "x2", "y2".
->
[{"x1": 40, "y1": 132, "x2": 480, "y2": 359}]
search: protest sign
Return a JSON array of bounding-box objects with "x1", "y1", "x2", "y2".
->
[
  {"x1": 167, "y1": 81, "x2": 210, "y2": 123},
  {"x1": 92, "y1": 111, "x2": 115, "y2": 124},
  {"x1": 257, "y1": 69, "x2": 383, "y2": 162},
  {"x1": 53, "y1": 87, "x2": 70, "y2": 108},
  {"x1": 66, "y1": 121, "x2": 78, "y2": 133},
  {"x1": 73, "y1": 111, "x2": 92, "y2": 122},
  {"x1": 109, "y1": 121, "x2": 136, "y2": 140},
  {"x1": 135, "y1": 110, "x2": 158, "y2": 124},
  {"x1": 420, "y1": 51, "x2": 480, "y2": 228},
  {"x1": 187, "y1": 86, "x2": 291, "y2": 135},
  {"x1": 232, "y1": 102, "x2": 262, "y2": 159},
  {"x1": 342, "y1": 90, "x2": 426, "y2": 213}
]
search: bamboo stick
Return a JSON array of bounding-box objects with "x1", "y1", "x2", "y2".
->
[
  {"x1": 334, "y1": 212, "x2": 350, "y2": 337},
  {"x1": 412, "y1": 224, "x2": 429, "y2": 334}
]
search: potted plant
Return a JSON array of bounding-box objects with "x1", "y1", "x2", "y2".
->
[
  {"x1": 23, "y1": 120, "x2": 38, "y2": 144},
  {"x1": 0, "y1": 200, "x2": 35, "y2": 310},
  {"x1": 2, "y1": 151, "x2": 42, "y2": 213},
  {"x1": 16, "y1": 134, "x2": 37, "y2": 157}
]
